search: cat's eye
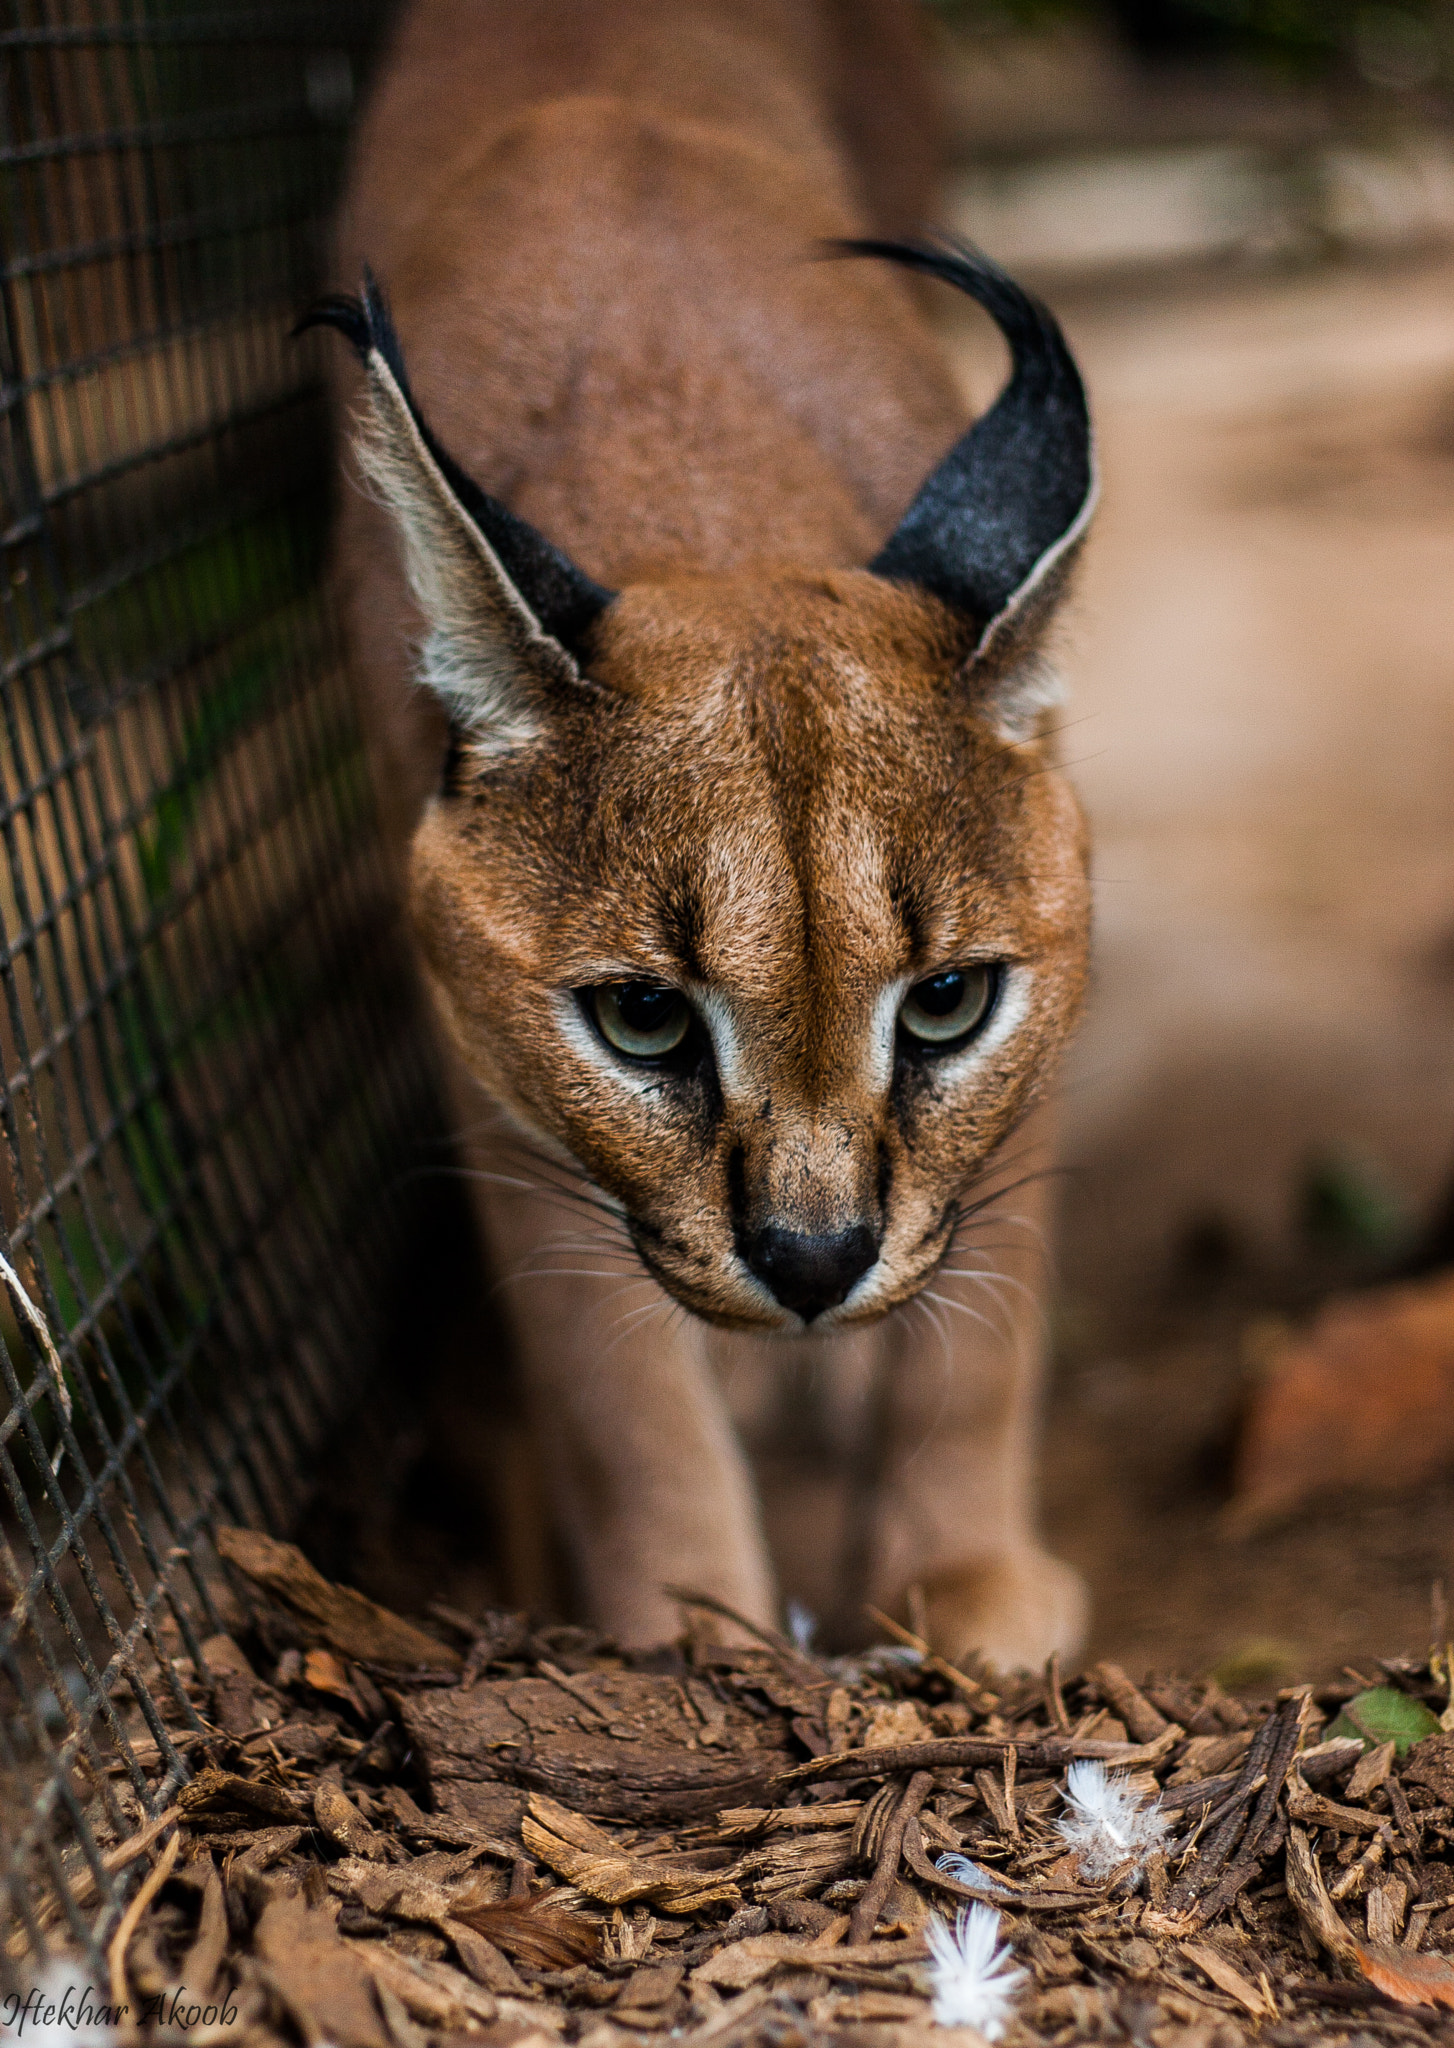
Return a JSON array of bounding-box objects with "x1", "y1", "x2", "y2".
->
[
  {"x1": 589, "y1": 982, "x2": 693, "y2": 1061},
  {"x1": 899, "y1": 966, "x2": 997, "y2": 1048}
]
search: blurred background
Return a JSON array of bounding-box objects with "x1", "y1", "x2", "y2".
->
[{"x1": 902, "y1": 0, "x2": 1454, "y2": 1682}]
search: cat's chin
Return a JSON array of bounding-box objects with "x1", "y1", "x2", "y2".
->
[
  {"x1": 628, "y1": 1276, "x2": 851, "y2": 1337},
  {"x1": 622, "y1": 1250, "x2": 937, "y2": 1336},
  {"x1": 620, "y1": 1220, "x2": 980, "y2": 1332}
]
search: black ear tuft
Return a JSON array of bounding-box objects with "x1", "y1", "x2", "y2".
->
[
  {"x1": 833, "y1": 236, "x2": 1094, "y2": 645},
  {"x1": 293, "y1": 291, "x2": 371, "y2": 356},
  {"x1": 299, "y1": 269, "x2": 617, "y2": 657},
  {"x1": 295, "y1": 269, "x2": 416, "y2": 382}
]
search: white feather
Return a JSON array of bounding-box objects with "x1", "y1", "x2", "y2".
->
[
  {"x1": 925, "y1": 1905, "x2": 1026, "y2": 2037},
  {"x1": 934, "y1": 1851, "x2": 1013, "y2": 1898},
  {"x1": 1056, "y1": 1759, "x2": 1166, "y2": 1882}
]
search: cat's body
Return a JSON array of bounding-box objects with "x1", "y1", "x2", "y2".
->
[{"x1": 327, "y1": 0, "x2": 1094, "y2": 1666}]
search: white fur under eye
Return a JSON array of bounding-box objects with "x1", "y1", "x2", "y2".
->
[
  {"x1": 919, "y1": 964, "x2": 1032, "y2": 1080},
  {"x1": 865, "y1": 980, "x2": 907, "y2": 1092},
  {"x1": 693, "y1": 988, "x2": 745, "y2": 1095}
]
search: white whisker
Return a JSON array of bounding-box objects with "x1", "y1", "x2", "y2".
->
[
  {"x1": 600, "y1": 1295, "x2": 676, "y2": 1360},
  {"x1": 442, "y1": 1162, "x2": 627, "y2": 1228},
  {"x1": 499, "y1": 1266, "x2": 649, "y2": 1285},
  {"x1": 937, "y1": 1263, "x2": 1050, "y2": 1346},
  {"x1": 938, "y1": 1266, "x2": 1041, "y2": 1311},
  {"x1": 921, "y1": 1288, "x2": 1013, "y2": 1349},
  {"x1": 912, "y1": 1292, "x2": 952, "y2": 1371},
  {"x1": 962, "y1": 1209, "x2": 1049, "y2": 1251},
  {"x1": 895, "y1": 1295, "x2": 959, "y2": 1469}
]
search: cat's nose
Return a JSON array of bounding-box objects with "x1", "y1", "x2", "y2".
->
[{"x1": 744, "y1": 1222, "x2": 879, "y2": 1321}]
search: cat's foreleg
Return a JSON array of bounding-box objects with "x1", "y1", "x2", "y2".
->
[
  {"x1": 863, "y1": 1129, "x2": 1086, "y2": 1673},
  {"x1": 473, "y1": 1177, "x2": 779, "y2": 1648}
]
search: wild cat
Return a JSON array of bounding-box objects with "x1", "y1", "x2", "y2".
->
[{"x1": 315, "y1": 0, "x2": 1096, "y2": 1668}]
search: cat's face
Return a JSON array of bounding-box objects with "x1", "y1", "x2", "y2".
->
[
  {"x1": 409, "y1": 572, "x2": 1091, "y2": 1330},
  {"x1": 314, "y1": 250, "x2": 1096, "y2": 1327}
]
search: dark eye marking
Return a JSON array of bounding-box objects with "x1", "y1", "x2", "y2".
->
[
  {"x1": 576, "y1": 980, "x2": 722, "y2": 1133},
  {"x1": 440, "y1": 722, "x2": 469, "y2": 794}
]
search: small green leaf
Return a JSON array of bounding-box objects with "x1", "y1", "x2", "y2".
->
[{"x1": 1325, "y1": 1687, "x2": 1441, "y2": 1756}]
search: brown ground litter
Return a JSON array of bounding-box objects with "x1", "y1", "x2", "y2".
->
[{"x1": 22, "y1": 1532, "x2": 1454, "y2": 2047}]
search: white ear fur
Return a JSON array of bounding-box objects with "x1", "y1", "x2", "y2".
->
[
  {"x1": 355, "y1": 353, "x2": 575, "y2": 757},
  {"x1": 979, "y1": 654, "x2": 1067, "y2": 745}
]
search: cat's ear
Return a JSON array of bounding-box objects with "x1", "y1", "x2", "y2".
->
[
  {"x1": 299, "y1": 274, "x2": 615, "y2": 757},
  {"x1": 841, "y1": 238, "x2": 1096, "y2": 742}
]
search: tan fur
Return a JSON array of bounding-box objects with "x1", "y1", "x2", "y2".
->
[{"x1": 332, "y1": 0, "x2": 1093, "y2": 1665}]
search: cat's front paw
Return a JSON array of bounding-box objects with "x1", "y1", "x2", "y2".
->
[{"x1": 918, "y1": 1549, "x2": 1088, "y2": 1673}]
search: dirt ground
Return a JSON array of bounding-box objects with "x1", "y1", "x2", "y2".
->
[{"x1": 997, "y1": 247, "x2": 1454, "y2": 1684}]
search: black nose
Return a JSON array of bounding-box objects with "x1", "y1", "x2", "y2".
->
[{"x1": 744, "y1": 1223, "x2": 879, "y2": 1321}]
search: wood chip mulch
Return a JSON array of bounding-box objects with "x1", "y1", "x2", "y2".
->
[{"x1": 26, "y1": 1526, "x2": 1454, "y2": 2048}]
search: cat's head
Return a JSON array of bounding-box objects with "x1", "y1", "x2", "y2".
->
[{"x1": 310, "y1": 244, "x2": 1095, "y2": 1331}]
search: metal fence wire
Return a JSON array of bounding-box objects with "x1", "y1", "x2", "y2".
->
[{"x1": 0, "y1": 0, "x2": 446, "y2": 1977}]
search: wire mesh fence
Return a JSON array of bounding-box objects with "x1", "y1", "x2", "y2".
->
[{"x1": 0, "y1": 0, "x2": 447, "y2": 1980}]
